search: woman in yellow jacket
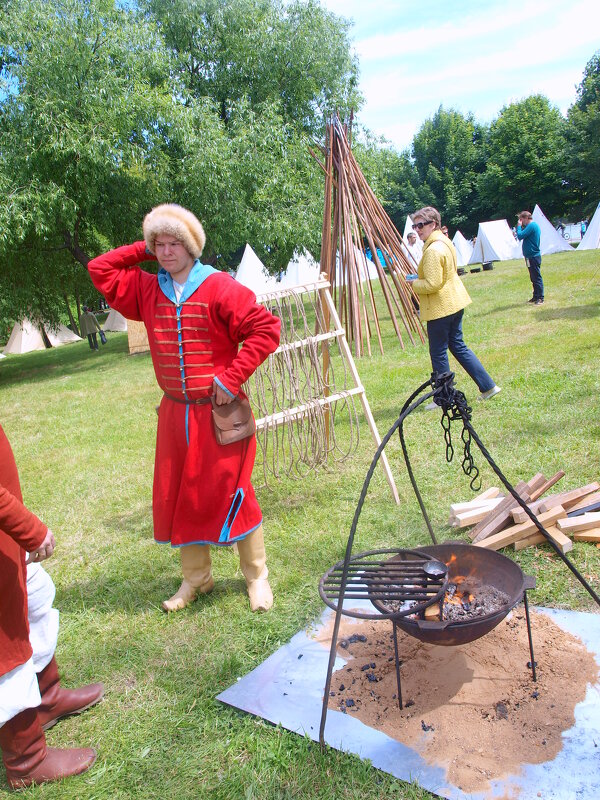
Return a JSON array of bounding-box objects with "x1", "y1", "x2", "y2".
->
[{"x1": 408, "y1": 207, "x2": 501, "y2": 409}]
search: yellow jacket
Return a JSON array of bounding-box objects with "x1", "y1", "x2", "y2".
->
[{"x1": 412, "y1": 230, "x2": 471, "y2": 322}]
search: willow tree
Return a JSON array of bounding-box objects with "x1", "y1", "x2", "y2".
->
[
  {"x1": 0, "y1": 0, "x2": 361, "y2": 328},
  {"x1": 0, "y1": 0, "x2": 180, "y2": 326}
]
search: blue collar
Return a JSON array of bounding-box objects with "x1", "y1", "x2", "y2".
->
[{"x1": 158, "y1": 261, "x2": 218, "y2": 303}]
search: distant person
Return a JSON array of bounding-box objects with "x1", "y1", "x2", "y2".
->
[
  {"x1": 0, "y1": 423, "x2": 100, "y2": 789},
  {"x1": 515, "y1": 211, "x2": 543, "y2": 304},
  {"x1": 440, "y1": 225, "x2": 449, "y2": 237},
  {"x1": 79, "y1": 306, "x2": 103, "y2": 350},
  {"x1": 405, "y1": 231, "x2": 423, "y2": 264},
  {"x1": 581, "y1": 220, "x2": 587, "y2": 238},
  {"x1": 407, "y1": 206, "x2": 501, "y2": 409}
]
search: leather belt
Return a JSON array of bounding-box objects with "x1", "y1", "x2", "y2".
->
[{"x1": 163, "y1": 392, "x2": 212, "y2": 406}]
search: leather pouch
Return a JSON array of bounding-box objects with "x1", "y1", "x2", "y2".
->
[{"x1": 210, "y1": 396, "x2": 256, "y2": 445}]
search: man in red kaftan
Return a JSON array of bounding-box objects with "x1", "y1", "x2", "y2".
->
[
  {"x1": 87, "y1": 204, "x2": 281, "y2": 612},
  {"x1": 0, "y1": 424, "x2": 102, "y2": 789}
]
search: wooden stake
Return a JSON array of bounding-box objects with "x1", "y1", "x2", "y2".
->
[
  {"x1": 514, "y1": 525, "x2": 573, "y2": 553},
  {"x1": 449, "y1": 498, "x2": 504, "y2": 528},
  {"x1": 469, "y1": 473, "x2": 546, "y2": 543},
  {"x1": 573, "y1": 529, "x2": 600, "y2": 542},
  {"x1": 557, "y1": 513, "x2": 600, "y2": 533},
  {"x1": 537, "y1": 483, "x2": 600, "y2": 513},
  {"x1": 474, "y1": 506, "x2": 566, "y2": 551},
  {"x1": 528, "y1": 470, "x2": 566, "y2": 502}
]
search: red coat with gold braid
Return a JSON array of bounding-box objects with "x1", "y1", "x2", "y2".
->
[
  {"x1": 0, "y1": 424, "x2": 47, "y2": 676},
  {"x1": 87, "y1": 241, "x2": 281, "y2": 547}
]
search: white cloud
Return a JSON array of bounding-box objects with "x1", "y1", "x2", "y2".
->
[{"x1": 317, "y1": 0, "x2": 600, "y2": 149}]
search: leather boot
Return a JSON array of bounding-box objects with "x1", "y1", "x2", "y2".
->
[
  {"x1": 36, "y1": 657, "x2": 104, "y2": 731},
  {"x1": 0, "y1": 707, "x2": 96, "y2": 789},
  {"x1": 236, "y1": 525, "x2": 273, "y2": 612},
  {"x1": 161, "y1": 544, "x2": 214, "y2": 612}
]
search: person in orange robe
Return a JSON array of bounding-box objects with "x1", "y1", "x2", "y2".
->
[{"x1": 88, "y1": 204, "x2": 281, "y2": 612}]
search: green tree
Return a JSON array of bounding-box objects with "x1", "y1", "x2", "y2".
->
[
  {"x1": 0, "y1": 0, "x2": 177, "y2": 327},
  {"x1": 411, "y1": 107, "x2": 486, "y2": 237},
  {"x1": 476, "y1": 95, "x2": 567, "y2": 222},
  {"x1": 141, "y1": 0, "x2": 360, "y2": 132},
  {"x1": 141, "y1": 0, "x2": 362, "y2": 271},
  {"x1": 0, "y1": 0, "x2": 360, "y2": 331},
  {"x1": 565, "y1": 51, "x2": 600, "y2": 217},
  {"x1": 354, "y1": 139, "x2": 432, "y2": 234}
]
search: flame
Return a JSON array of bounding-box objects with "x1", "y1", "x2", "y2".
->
[{"x1": 444, "y1": 584, "x2": 475, "y2": 608}]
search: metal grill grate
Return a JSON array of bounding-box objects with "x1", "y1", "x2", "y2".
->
[{"x1": 319, "y1": 548, "x2": 449, "y2": 620}]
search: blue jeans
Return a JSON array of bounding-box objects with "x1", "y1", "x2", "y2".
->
[
  {"x1": 427, "y1": 310, "x2": 495, "y2": 393},
  {"x1": 526, "y1": 256, "x2": 544, "y2": 300}
]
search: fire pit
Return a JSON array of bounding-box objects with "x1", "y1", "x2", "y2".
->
[{"x1": 369, "y1": 543, "x2": 535, "y2": 647}]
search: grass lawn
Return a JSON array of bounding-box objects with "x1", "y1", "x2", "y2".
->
[{"x1": 1, "y1": 249, "x2": 599, "y2": 799}]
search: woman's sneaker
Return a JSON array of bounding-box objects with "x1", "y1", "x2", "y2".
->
[{"x1": 478, "y1": 385, "x2": 501, "y2": 401}]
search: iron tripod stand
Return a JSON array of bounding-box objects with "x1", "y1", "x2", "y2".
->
[{"x1": 318, "y1": 372, "x2": 600, "y2": 748}]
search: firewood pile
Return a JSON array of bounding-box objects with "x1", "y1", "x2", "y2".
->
[
  {"x1": 448, "y1": 471, "x2": 600, "y2": 553},
  {"x1": 310, "y1": 114, "x2": 425, "y2": 357}
]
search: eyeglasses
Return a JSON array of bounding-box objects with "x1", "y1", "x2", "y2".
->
[{"x1": 412, "y1": 220, "x2": 433, "y2": 231}]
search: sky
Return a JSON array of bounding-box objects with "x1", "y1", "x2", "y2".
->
[{"x1": 319, "y1": 0, "x2": 600, "y2": 151}]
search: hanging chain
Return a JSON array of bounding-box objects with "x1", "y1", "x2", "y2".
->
[{"x1": 435, "y1": 374, "x2": 481, "y2": 491}]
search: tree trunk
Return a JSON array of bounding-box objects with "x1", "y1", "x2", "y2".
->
[
  {"x1": 63, "y1": 291, "x2": 80, "y2": 336},
  {"x1": 63, "y1": 229, "x2": 90, "y2": 267}
]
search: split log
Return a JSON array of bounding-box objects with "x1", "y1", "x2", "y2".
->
[
  {"x1": 449, "y1": 498, "x2": 504, "y2": 527},
  {"x1": 473, "y1": 506, "x2": 566, "y2": 551},
  {"x1": 556, "y1": 512, "x2": 600, "y2": 533},
  {"x1": 469, "y1": 473, "x2": 546, "y2": 543},
  {"x1": 568, "y1": 501, "x2": 600, "y2": 517},
  {"x1": 566, "y1": 490, "x2": 600, "y2": 513},
  {"x1": 573, "y1": 529, "x2": 600, "y2": 542},
  {"x1": 527, "y1": 470, "x2": 565, "y2": 502},
  {"x1": 538, "y1": 483, "x2": 600, "y2": 514},
  {"x1": 424, "y1": 603, "x2": 442, "y2": 620},
  {"x1": 511, "y1": 499, "x2": 546, "y2": 524},
  {"x1": 514, "y1": 525, "x2": 573, "y2": 554},
  {"x1": 449, "y1": 488, "x2": 501, "y2": 515}
]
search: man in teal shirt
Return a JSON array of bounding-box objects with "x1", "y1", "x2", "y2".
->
[{"x1": 516, "y1": 210, "x2": 543, "y2": 304}]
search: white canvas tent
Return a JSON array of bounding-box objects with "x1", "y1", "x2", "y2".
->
[
  {"x1": 532, "y1": 205, "x2": 572, "y2": 255},
  {"x1": 333, "y1": 245, "x2": 380, "y2": 287},
  {"x1": 278, "y1": 250, "x2": 320, "y2": 289},
  {"x1": 3, "y1": 319, "x2": 47, "y2": 354},
  {"x1": 103, "y1": 308, "x2": 128, "y2": 331},
  {"x1": 468, "y1": 220, "x2": 522, "y2": 264},
  {"x1": 3, "y1": 319, "x2": 81, "y2": 354},
  {"x1": 577, "y1": 202, "x2": 600, "y2": 250},
  {"x1": 452, "y1": 230, "x2": 474, "y2": 267},
  {"x1": 235, "y1": 244, "x2": 280, "y2": 294},
  {"x1": 45, "y1": 324, "x2": 82, "y2": 347}
]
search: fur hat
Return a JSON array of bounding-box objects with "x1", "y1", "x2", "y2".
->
[{"x1": 143, "y1": 204, "x2": 206, "y2": 258}]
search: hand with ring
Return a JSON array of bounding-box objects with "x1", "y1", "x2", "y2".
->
[{"x1": 26, "y1": 529, "x2": 56, "y2": 564}]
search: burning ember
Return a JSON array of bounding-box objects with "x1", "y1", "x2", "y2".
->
[
  {"x1": 437, "y1": 578, "x2": 510, "y2": 622},
  {"x1": 380, "y1": 554, "x2": 511, "y2": 623}
]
